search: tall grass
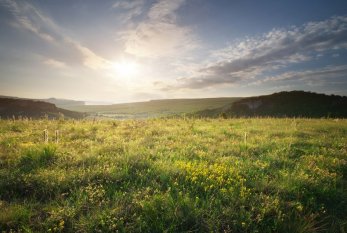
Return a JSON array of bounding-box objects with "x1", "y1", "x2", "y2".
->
[{"x1": 0, "y1": 118, "x2": 346, "y2": 232}]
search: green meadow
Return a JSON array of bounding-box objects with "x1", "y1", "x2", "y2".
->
[
  {"x1": 0, "y1": 118, "x2": 346, "y2": 232},
  {"x1": 63, "y1": 98, "x2": 240, "y2": 119}
]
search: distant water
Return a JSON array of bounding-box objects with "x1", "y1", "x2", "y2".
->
[{"x1": 84, "y1": 101, "x2": 115, "y2": 105}]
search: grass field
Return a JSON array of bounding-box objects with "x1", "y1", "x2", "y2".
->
[
  {"x1": 63, "y1": 98, "x2": 240, "y2": 119},
  {"x1": 0, "y1": 118, "x2": 346, "y2": 232}
]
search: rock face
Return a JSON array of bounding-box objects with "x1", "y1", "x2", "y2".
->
[
  {"x1": 242, "y1": 100, "x2": 262, "y2": 110},
  {"x1": 0, "y1": 98, "x2": 85, "y2": 119}
]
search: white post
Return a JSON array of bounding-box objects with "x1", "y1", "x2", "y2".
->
[
  {"x1": 43, "y1": 129, "x2": 48, "y2": 143},
  {"x1": 55, "y1": 130, "x2": 59, "y2": 143}
]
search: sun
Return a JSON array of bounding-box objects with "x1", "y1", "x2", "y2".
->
[{"x1": 112, "y1": 60, "x2": 139, "y2": 77}]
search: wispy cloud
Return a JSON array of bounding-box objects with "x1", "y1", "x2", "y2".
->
[
  {"x1": 121, "y1": 0, "x2": 198, "y2": 58},
  {"x1": 1, "y1": 0, "x2": 111, "y2": 71},
  {"x1": 43, "y1": 58, "x2": 66, "y2": 69},
  {"x1": 255, "y1": 65, "x2": 347, "y2": 85},
  {"x1": 112, "y1": 0, "x2": 145, "y2": 22},
  {"x1": 166, "y1": 16, "x2": 347, "y2": 90},
  {"x1": 66, "y1": 39, "x2": 111, "y2": 70},
  {"x1": 112, "y1": 0, "x2": 144, "y2": 10},
  {"x1": 2, "y1": 0, "x2": 55, "y2": 42},
  {"x1": 147, "y1": 0, "x2": 185, "y2": 22}
]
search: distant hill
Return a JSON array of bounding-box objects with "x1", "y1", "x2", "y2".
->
[
  {"x1": 41, "y1": 98, "x2": 85, "y2": 108},
  {"x1": 0, "y1": 98, "x2": 85, "y2": 119},
  {"x1": 64, "y1": 97, "x2": 241, "y2": 119},
  {"x1": 2, "y1": 91, "x2": 344, "y2": 119},
  {"x1": 196, "y1": 91, "x2": 347, "y2": 118},
  {"x1": 0, "y1": 95, "x2": 85, "y2": 109}
]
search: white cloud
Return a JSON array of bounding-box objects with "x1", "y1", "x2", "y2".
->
[
  {"x1": 2, "y1": 0, "x2": 112, "y2": 71},
  {"x1": 167, "y1": 16, "x2": 347, "y2": 90},
  {"x1": 257, "y1": 65, "x2": 347, "y2": 85},
  {"x1": 112, "y1": 0, "x2": 144, "y2": 9},
  {"x1": 43, "y1": 58, "x2": 66, "y2": 68},
  {"x1": 147, "y1": 0, "x2": 185, "y2": 22},
  {"x1": 68, "y1": 40, "x2": 111, "y2": 70},
  {"x1": 124, "y1": 21, "x2": 196, "y2": 58},
  {"x1": 2, "y1": 0, "x2": 55, "y2": 42},
  {"x1": 112, "y1": 0, "x2": 145, "y2": 22},
  {"x1": 121, "y1": 0, "x2": 198, "y2": 58}
]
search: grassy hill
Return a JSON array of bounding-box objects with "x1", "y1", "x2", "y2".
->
[
  {"x1": 41, "y1": 98, "x2": 85, "y2": 108},
  {"x1": 3, "y1": 91, "x2": 346, "y2": 120},
  {"x1": 0, "y1": 98, "x2": 85, "y2": 119},
  {"x1": 0, "y1": 96, "x2": 85, "y2": 109},
  {"x1": 195, "y1": 91, "x2": 347, "y2": 118},
  {"x1": 0, "y1": 118, "x2": 346, "y2": 232},
  {"x1": 64, "y1": 97, "x2": 241, "y2": 119}
]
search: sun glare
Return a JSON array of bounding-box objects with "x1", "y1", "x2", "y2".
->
[{"x1": 113, "y1": 60, "x2": 139, "y2": 77}]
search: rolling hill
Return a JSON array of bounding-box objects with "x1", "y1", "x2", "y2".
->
[
  {"x1": 41, "y1": 98, "x2": 85, "y2": 108},
  {"x1": 0, "y1": 96, "x2": 85, "y2": 110},
  {"x1": 0, "y1": 98, "x2": 85, "y2": 119},
  {"x1": 195, "y1": 91, "x2": 347, "y2": 118},
  {"x1": 63, "y1": 98, "x2": 241, "y2": 119},
  {"x1": 2, "y1": 91, "x2": 346, "y2": 119}
]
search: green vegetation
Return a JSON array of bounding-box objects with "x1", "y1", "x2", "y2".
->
[
  {"x1": 0, "y1": 118, "x2": 346, "y2": 232},
  {"x1": 64, "y1": 98, "x2": 240, "y2": 119},
  {"x1": 195, "y1": 91, "x2": 347, "y2": 118},
  {"x1": 0, "y1": 98, "x2": 85, "y2": 120}
]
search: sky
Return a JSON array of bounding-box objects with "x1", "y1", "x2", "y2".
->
[{"x1": 1, "y1": 0, "x2": 347, "y2": 103}]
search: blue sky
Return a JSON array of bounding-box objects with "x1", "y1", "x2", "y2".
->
[{"x1": 1, "y1": 0, "x2": 347, "y2": 103}]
